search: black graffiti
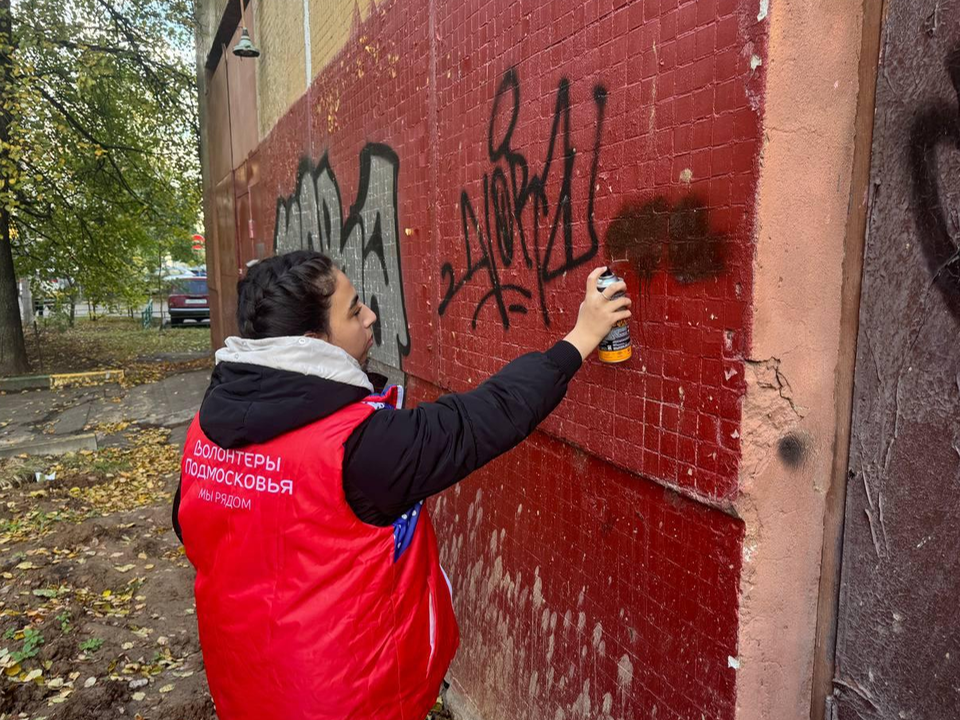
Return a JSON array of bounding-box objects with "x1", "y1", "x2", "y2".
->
[
  {"x1": 438, "y1": 69, "x2": 608, "y2": 328},
  {"x1": 604, "y1": 195, "x2": 726, "y2": 284},
  {"x1": 909, "y1": 43, "x2": 960, "y2": 322},
  {"x1": 273, "y1": 143, "x2": 411, "y2": 367}
]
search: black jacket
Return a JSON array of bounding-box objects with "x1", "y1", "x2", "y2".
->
[{"x1": 172, "y1": 340, "x2": 582, "y2": 538}]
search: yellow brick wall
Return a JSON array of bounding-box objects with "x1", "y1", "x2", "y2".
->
[
  {"x1": 253, "y1": 0, "x2": 386, "y2": 139},
  {"x1": 255, "y1": 1, "x2": 307, "y2": 139},
  {"x1": 308, "y1": 0, "x2": 383, "y2": 79}
]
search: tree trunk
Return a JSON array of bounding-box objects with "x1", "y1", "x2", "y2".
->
[
  {"x1": 18, "y1": 277, "x2": 31, "y2": 326},
  {"x1": 0, "y1": 0, "x2": 28, "y2": 376}
]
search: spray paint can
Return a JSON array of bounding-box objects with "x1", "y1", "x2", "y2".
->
[{"x1": 597, "y1": 269, "x2": 632, "y2": 364}]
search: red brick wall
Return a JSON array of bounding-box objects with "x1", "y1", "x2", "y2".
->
[{"x1": 247, "y1": 0, "x2": 766, "y2": 716}]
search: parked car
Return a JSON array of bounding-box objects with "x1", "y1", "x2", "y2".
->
[{"x1": 167, "y1": 276, "x2": 209, "y2": 326}]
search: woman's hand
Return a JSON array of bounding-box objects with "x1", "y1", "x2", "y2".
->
[{"x1": 563, "y1": 267, "x2": 632, "y2": 361}]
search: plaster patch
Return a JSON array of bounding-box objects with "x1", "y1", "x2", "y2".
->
[
  {"x1": 758, "y1": 0, "x2": 769, "y2": 21},
  {"x1": 617, "y1": 653, "x2": 634, "y2": 690},
  {"x1": 751, "y1": 55, "x2": 763, "y2": 71},
  {"x1": 570, "y1": 679, "x2": 592, "y2": 718},
  {"x1": 602, "y1": 692, "x2": 613, "y2": 714}
]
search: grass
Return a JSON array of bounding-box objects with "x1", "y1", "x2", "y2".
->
[{"x1": 12, "y1": 316, "x2": 212, "y2": 381}]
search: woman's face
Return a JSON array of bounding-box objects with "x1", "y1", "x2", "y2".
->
[{"x1": 321, "y1": 270, "x2": 377, "y2": 365}]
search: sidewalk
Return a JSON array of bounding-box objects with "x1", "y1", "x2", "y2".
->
[
  {"x1": 0, "y1": 368, "x2": 210, "y2": 457},
  {"x1": 0, "y1": 363, "x2": 217, "y2": 719}
]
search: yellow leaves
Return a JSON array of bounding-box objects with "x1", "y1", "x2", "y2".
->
[
  {"x1": 159, "y1": 683, "x2": 174, "y2": 693},
  {"x1": 114, "y1": 564, "x2": 135, "y2": 573},
  {"x1": 15, "y1": 561, "x2": 36, "y2": 570}
]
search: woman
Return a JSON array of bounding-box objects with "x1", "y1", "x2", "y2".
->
[{"x1": 174, "y1": 250, "x2": 630, "y2": 720}]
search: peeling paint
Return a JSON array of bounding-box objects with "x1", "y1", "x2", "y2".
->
[
  {"x1": 617, "y1": 653, "x2": 634, "y2": 690},
  {"x1": 758, "y1": 0, "x2": 769, "y2": 21},
  {"x1": 592, "y1": 622, "x2": 604, "y2": 648}
]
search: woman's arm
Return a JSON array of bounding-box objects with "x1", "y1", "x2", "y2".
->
[{"x1": 343, "y1": 267, "x2": 631, "y2": 525}]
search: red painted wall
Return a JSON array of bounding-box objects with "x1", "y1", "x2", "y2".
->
[{"x1": 246, "y1": 0, "x2": 766, "y2": 716}]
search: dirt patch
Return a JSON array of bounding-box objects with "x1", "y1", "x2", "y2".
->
[
  {"x1": 0, "y1": 423, "x2": 451, "y2": 720},
  {"x1": 14, "y1": 317, "x2": 212, "y2": 386},
  {"x1": 0, "y1": 427, "x2": 214, "y2": 720}
]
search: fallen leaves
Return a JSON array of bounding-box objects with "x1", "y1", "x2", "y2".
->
[
  {"x1": 0, "y1": 382, "x2": 210, "y2": 718},
  {"x1": 0, "y1": 425, "x2": 178, "y2": 546},
  {"x1": 24, "y1": 316, "x2": 211, "y2": 381}
]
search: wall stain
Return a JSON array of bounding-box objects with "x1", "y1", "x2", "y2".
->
[
  {"x1": 605, "y1": 195, "x2": 727, "y2": 287},
  {"x1": 909, "y1": 43, "x2": 960, "y2": 323}
]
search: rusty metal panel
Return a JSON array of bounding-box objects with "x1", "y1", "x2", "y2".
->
[
  {"x1": 834, "y1": 1, "x2": 960, "y2": 718},
  {"x1": 210, "y1": 173, "x2": 239, "y2": 348},
  {"x1": 227, "y1": 45, "x2": 259, "y2": 165},
  {"x1": 207, "y1": 60, "x2": 233, "y2": 187}
]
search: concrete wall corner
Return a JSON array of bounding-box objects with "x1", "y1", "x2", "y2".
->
[{"x1": 734, "y1": 0, "x2": 870, "y2": 718}]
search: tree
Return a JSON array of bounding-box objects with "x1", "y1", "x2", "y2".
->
[
  {"x1": 0, "y1": 0, "x2": 28, "y2": 374},
  {"x1": 0, "y1": 0, "x2": 201, "y2": 374}
]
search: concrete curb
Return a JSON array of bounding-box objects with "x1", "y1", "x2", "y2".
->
[
  {"x1": 0, "y1": 370, "x2": 124, "y2": 392},
  {"x1": 0, "y1": 433, "x2": 98, "y2": 458}
]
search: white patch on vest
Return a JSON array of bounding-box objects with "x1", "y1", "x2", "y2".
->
[{"x1": 428, "y1": 592, "x2": 437, "y2": 662}]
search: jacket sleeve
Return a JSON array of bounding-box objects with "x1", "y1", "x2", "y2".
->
[{"x1": 342, "y1": 340, "x2": 583, "y2": 526}]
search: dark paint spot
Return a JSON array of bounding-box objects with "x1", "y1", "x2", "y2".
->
[
  {"x1": 605, "y1": 195, "x2": 727, "y2": 285},
  {"x1": 778, "y1": 433, "x2": 806, "y2": 468}
]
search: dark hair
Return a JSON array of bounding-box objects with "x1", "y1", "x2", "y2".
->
[{"x1": 236, "y1": 251, "x2": 338, "y2": 339}]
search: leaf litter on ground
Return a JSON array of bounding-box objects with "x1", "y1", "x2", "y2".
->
[{"x1": 0, "y1": 422, "x2": 215, "y2": 719}]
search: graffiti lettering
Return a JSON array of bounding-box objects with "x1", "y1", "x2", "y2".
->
[
  {"x1": 910, "y1": 43, "x2": 960, "y2": 322},
  {"x1": 274, "y1": 143, "x2": 411, "y2": 367},
  {"x1": 605, "y1": 195, "x2": 726, "y2": 284},
  {"x1": 438, "y1": 69, "x2": 608, "y2": 328}
]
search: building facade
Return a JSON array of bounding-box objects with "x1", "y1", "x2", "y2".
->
[{"x1": 193, "y1": 0, "x2": 960, "y2": 718}]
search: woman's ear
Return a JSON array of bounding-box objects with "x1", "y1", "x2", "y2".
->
[{"x1": 304, "y1": 331, "x2": 327, "y2": 341}]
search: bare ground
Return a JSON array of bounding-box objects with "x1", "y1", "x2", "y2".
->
[{"x1": 0, "y1": 426, "x2": 214, "y2": 720}]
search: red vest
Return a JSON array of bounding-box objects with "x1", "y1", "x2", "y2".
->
[{"x1": 178, "y1": 387, "x2": 459, "y2": 720}]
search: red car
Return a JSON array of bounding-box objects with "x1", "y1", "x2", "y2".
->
[{"x1": 167, "y1": 276, "x2": 209, "y2": 326}]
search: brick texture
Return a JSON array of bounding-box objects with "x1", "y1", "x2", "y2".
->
[
  {"x1": 221, "y1": 0, "x2": 767, "y2": 716},
  {"x1": 254, "y1": 0, "x2": 307, "y2": 140}
]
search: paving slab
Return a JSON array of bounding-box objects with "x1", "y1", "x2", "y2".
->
[
  {"x1": 0, "y1": 433, "x2": 98, "y2": 458},
  {"x1": 0, "y1": 369, "x2": 210, "y2": 457}
]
